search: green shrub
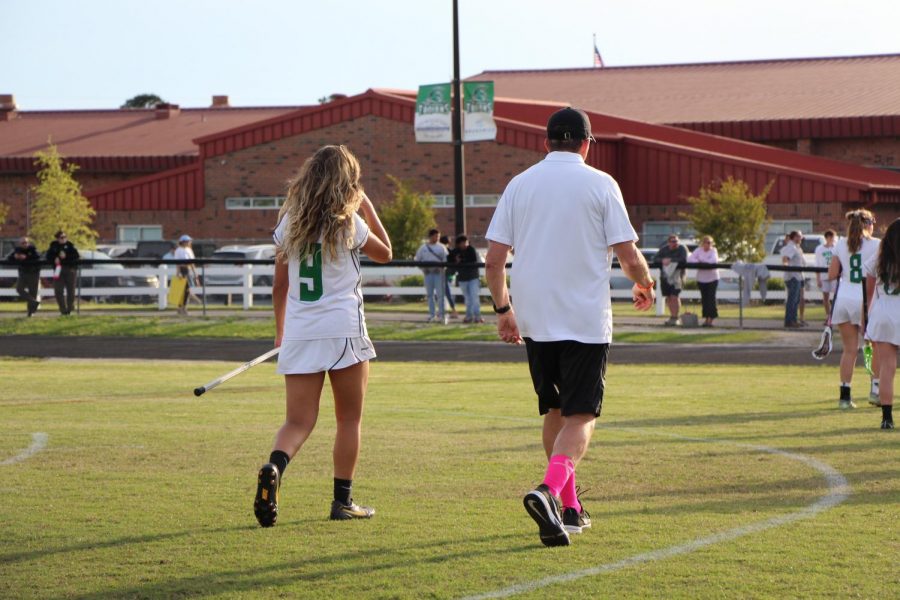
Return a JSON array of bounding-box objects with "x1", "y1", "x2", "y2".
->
[{"x1": 399, "y1": 274, "x2": 424, "y2": 287}]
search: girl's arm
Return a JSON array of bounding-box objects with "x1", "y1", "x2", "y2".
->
[
  {"x1": 272, "y1": 260, "x2": 289, "y2": 348},
  {"x1": 358, "y1": 193, "x2": 392, "y2": 264}
]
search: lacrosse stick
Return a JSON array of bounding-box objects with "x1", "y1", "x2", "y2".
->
[
  {"x1": 862, "y1": 277, "x2": 873, "y2": 375},
  {"x1": 194, "y1": 347, "x2": 280, "y2": 396},
  {"x1": 812, "y1": 277, "x2": 839, "y2": 360}
]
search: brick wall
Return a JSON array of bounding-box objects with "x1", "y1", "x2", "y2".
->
[{"x1": 813, "y1": 137, "x2": 900, "y2": 169}]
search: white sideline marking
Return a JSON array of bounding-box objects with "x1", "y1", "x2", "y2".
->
[
  {"x1": 0, "y1": 432, "x2": 48, "y2": 466},
  {"x1": 460, "y1": 427, "x2": 851, "y2": 600}
]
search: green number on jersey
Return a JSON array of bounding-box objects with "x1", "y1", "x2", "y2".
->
[
  {"x1": 299, "y1": 244, "x2": 323, "y2": 301},
  {"x1": 849, "y1": 253, "x2": 862, "y2": 284}
]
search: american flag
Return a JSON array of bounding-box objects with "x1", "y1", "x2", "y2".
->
[{"x1": 593, "y1": 42, "x2": 604, "y2": 68}]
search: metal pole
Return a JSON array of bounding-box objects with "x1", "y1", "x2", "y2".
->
[
  {"x1": 202, "y1": 262, "x2": 207, "y2": 318},
  {"x1": 451, "y1": 0, "x2": 466, "y2": 237},
  {"x1": 738, "y1": 274, "x2": 743, "y2": 329}
]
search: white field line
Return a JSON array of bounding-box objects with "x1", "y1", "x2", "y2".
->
[
  {"x1": 373, "y1": 408, "x2": 851, "y2": 600},
  {"x1": 0, "y1": 432, "x2": 48, "y2": 466}
]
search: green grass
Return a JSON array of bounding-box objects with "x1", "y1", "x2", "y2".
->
[
  {"x1": 0, "y1": 314, "x2": 772, "y2": 344},
  {"x1": 0, "y1": 359, "x2": 897, "y2": 598}
]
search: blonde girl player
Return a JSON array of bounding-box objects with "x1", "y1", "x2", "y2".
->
[
  {"x1": 828, "y1": 209, "x2": 880, "y2": 409},
  {"x1": 253, "y1": 145, "x2": 392, "y2": 527},
  {"x1": 864, "y1": 218, "x2": 899, "y2": 429}
]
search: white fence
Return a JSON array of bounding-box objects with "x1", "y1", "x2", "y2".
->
[{"x1": 1, "y1": 263, "x2": 789, "y2": 315}]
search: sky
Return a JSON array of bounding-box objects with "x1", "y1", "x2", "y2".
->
[{"x1": 2, "y1": 0, "x2": 898, "y2": 110}]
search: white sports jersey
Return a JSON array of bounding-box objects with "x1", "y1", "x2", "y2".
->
[
  {"x1": 814, "y1": 243, "x2": 834, "y2": 269},
  {"x1": 833, "y1": 237, "x2": 880, "y2": 299},
  {"x1": 863, "y1": 250, "x2": 900, "y2": 346},
  {"x1": 486, "y1": 151, "x2": 638, "y2": 344},
  {"x1": 273, "y1": 213, "x2": 370, "y2": 341}
]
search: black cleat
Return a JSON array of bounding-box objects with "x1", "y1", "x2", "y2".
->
[
  {"x1": 562, "y1": 506, "x2": 592, "y2": 534},
  {"x1": 882, "y1": 419, "x2": 894, "y2": 430},
  {"x1": 329, "y1": 499, "x2": 375, "y2": 520},
  {"x1": 523, "y1": 484, "x2": 570, "y2": 547},
  {"x1": 253, "y1": 463, "x2": 280, "y2": 527}
]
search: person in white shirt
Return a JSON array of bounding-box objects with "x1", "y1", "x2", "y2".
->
[
  {"x1": 173, "y1": 234, "x2": 199, "y2": 315},
  {"x1": 828, "y1": 209, "x2": 880, "y2": 409},
  {"x1": 414, "y1": 229, "x2": 449, "y2": 323},
  {"x1": 864, "y1": 218, "x2": 899, "y2": 429},
  {"x1": 253, "y1": 145, "x2": 392, "y2": 527},
  {"x1": 780, "y1": 231, "x2": 806, "y2": 328},
  {"x1": 688, "y1": 235, "x2": 720, "y2": 327},
  {"x1": 814, "y1": 229, "x2": 837, "y2": 318},
  {"x1": 485, "y1": 107, "x2": 655, "y2": 547}
]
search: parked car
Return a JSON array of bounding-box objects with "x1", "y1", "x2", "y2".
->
[
  {"x1": 40, "y1": 250, "x2": 159, "y2": 303},
  {"x1": 764, "y1": 234, "x2": 826, "y2": 267},
  {"x1": 203, "y1": 245, "x2": 277, "y2": 290}
]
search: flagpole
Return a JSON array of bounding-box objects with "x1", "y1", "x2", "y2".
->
[{"x1": 452, "y1": 0, "x2": 466, "y2": 237}]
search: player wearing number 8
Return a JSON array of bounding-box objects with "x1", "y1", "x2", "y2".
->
[
  {"x1": 828, "y1": 209, "x2": 880, "y2": 409},
  {"x1": 253, "y1": 145, "x2": 392, "y2": 527}
]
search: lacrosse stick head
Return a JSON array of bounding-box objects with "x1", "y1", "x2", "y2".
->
[
  {"x1": 812, "y1": 327, "x2": 833, "y2": 360},
  {"x1": 863, "y1": 343, "x2": 873, "y2": 374}
]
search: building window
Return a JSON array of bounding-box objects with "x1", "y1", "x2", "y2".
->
[
  {"x1": 117, "y1": 225, "x2": 163, "y2": 242},
  {"x1": 433, "y1": 194, "x2": 500, "y2": 208},
  {"x1": 225, "y1": 196, "x2": 286, "y2": 210}
]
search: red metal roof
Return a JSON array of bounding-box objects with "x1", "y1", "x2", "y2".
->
[
  {"x1": 85, "y1": 89, "x2": 900, "y2": 212},
  {"x1": 469, "y1": 54, "x2": 900, "y2": 124},
  {"x1": 0, "y1": 106, "x2": 306, "y2": 171}
]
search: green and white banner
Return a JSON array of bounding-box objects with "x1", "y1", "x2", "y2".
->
[
  {"x1": 462, "y1": 81, "x2": 496, "y2": 142},
  {"x1": 414, "y1": 83, "x2": 452, "y2": 143}
]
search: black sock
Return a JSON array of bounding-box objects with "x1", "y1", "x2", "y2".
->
[
  {"x1": 269, "y1": 450, "x2": 290, "y2": 476},
  {"x1": 334, "y1": 478, "x2": 352, "y2": 505},
  {"x1": 840, "y1": 385, "x2": 851, "y2": 401},
  {"x1": 883, "y1": 405, "x2": 893, "y2": 421}
]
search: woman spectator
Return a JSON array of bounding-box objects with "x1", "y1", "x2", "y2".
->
[
  {"x1": 864, "y1": 218, "x2": 899, "y2": 429},
  {"x1": 689, "y1": 235, "x2": 720, "y2": 327},
  {"x1": 828, "y1": 210, "x2": 880, "y2": 409}
]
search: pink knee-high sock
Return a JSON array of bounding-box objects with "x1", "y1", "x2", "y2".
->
[
  {"x1": 559, "y1": 471, "x2": 581, "y2": 512},
  {"x1": 542, "y1": 454, "x2": 574, "y2": 498}
]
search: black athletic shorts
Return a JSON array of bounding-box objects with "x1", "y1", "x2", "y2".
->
[
  {"x1": 660, "y1": 277, "x2": 682, "y2": 297},
  {"x1": 524, "y1": 338, "x2": 609, "y2": 417}
]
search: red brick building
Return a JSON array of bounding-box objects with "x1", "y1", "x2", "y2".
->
[{"x1": 2, "y1": 55, "x2": 899, "y2": 250}]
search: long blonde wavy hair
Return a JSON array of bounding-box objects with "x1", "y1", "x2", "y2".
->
[
  {"x1": 844, "y1": 208, "x2": 874, "y2": 254},
  {"x1": 277, "y1": 145, "x2": 363, "y2": 262}
]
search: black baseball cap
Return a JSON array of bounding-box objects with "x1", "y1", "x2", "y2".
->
[{"x1": 547, "y1": 107, "x2": 594, "y2": 142}]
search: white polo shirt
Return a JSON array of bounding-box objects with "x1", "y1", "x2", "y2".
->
[
  {"x1": 486, "y1": 151, "x2": 638, "y2": 343},
  {"x1": 273, "y1": 214, "x2": 370, "y2": 341}
]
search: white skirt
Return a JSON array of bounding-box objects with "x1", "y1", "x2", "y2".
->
[
  {"x1": 277, "y1": 336, "x2": 376, "y2": 374},
  {"x1": 865, "y1": 296, "x2": 900, "y2": 346},
  {"x1": 831, "y1": 293, "x2": 862, "y2": 326}
]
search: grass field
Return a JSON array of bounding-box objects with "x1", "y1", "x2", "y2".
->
[{"x1": 1, "y1": 358, "x2": 896, "y2": 599}]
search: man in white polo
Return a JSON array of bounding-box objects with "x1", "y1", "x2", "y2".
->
[{"x1": 485, "y1": 107, "x2": 655, "y2": 547}]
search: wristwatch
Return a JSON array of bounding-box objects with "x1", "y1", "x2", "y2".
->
[{"x1": 492, "y1": 302, "x2": 512, "y2": 314}]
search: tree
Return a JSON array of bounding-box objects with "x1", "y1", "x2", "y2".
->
[
  {"x1": 682, "y1": 177, "x2": 772, "y2": 262},
  {"x1": 29, "y1": 142, "x2": 98, "y2": 251},
  {"x1": 379, "y1": 175, "x2": 437, "y2": 259},
  {"x1": 121, "y1": 93, "x2": 164, "y2": 109},
  {"x1": 0, "y1": 202, "x2": 8, "y2": 234}
]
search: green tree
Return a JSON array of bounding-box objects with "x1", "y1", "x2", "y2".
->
[
  {"x1": 682, "y1": 177, "x2": 772, "y2": 262},
  {"x1": 379, "y1": 175, "x2": 437, "y2": 259},
  {"x1": 0, "y1": 202, "x2": 8, "y2": 233},
  {"x1": 29, "y1": 143, "x2": 98, "y2": 251},
  {"x1": 121, "y1": 93, "x2": 164, "y2": 109}
]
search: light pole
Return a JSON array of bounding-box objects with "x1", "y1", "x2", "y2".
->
[{"x1": 451, "y1": 0, "x2": 466, "y2": 237}]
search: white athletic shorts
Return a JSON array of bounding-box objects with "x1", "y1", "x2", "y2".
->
[
  {"x1": 831, "y1": 293, "x2": 862, "y2": 326},
  {"x1": 865, "y1": 297, "x2": 900, "y2": 346},
  {"x1": 819, "y1": 279, "x2": 834, "y2": 294},
  {"x1": 277, "y1": 336, "x2": 376, "y2": 375}
]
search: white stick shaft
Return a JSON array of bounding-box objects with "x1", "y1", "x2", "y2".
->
[{"x1": 200, "y1": 347, "x2": 280, "y2": 393}]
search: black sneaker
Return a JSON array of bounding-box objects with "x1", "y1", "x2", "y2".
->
[
  {"x1": 253, "y1": 463, "x2": 280, "y2": 527},
  {"x1": 562, "y1": 506, "x2": 592, "y2": 534},
  {"x1": 330, "y1": 499, "x2": 375, "y2": 520},
  {"x1": 882, "y1": 419, "x2": 895, "y2": 430},
  {"x1": 523, "y1": 484, "x2": 570, "y2": 547}
]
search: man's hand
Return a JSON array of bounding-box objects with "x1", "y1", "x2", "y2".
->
[
  {"x1": 497, "y1": 311, "x2": 523, "y2": 345},
  {"x1": 632, "y1": 284, "x2": 654, "y2": 311}
]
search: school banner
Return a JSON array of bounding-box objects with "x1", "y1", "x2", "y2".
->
[
  {"x1": 414, "y1": 83, "x2": 452, "y2": 143},
  {"x1": 462, "y1": 81, "x2": 496, "y2": 142}
]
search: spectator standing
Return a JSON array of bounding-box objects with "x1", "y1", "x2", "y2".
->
[
  {"x1": 414, "y1": 228, "x2": 448, "y2": 324},
  {"x1": 688, "y1": 235, "x2": 720, "y2": 327},
  {"x1": 652, "y1": 235, "x2": 688, "y2": 325},
  {"x1": 780, "y1": 231, "x2": 806, "y2": 328},
  {"x1": 45, "y1": 230, "x2": 79, "y2": 316},
  {"x1": 864, "y1": 218, "x2": 899, "y2": 429},
  {"x1": 439, "y1": 235, "x2": 459, "y2": 318},
  {"x1": 828, "y1": 210, "x2": 880, "y2": 409},
  {"x1": 485, "y1": 106, "x2": 655, "y2": 547},
  {"x1": 6, "y1": 236, "x2": 42, "y2": 316},
  {"x1": 453, "y1": 235, "x2": 483, "y2": 323},
  {"x1": 173, "y1": 234, "x2": 200, "y2": 315}
]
